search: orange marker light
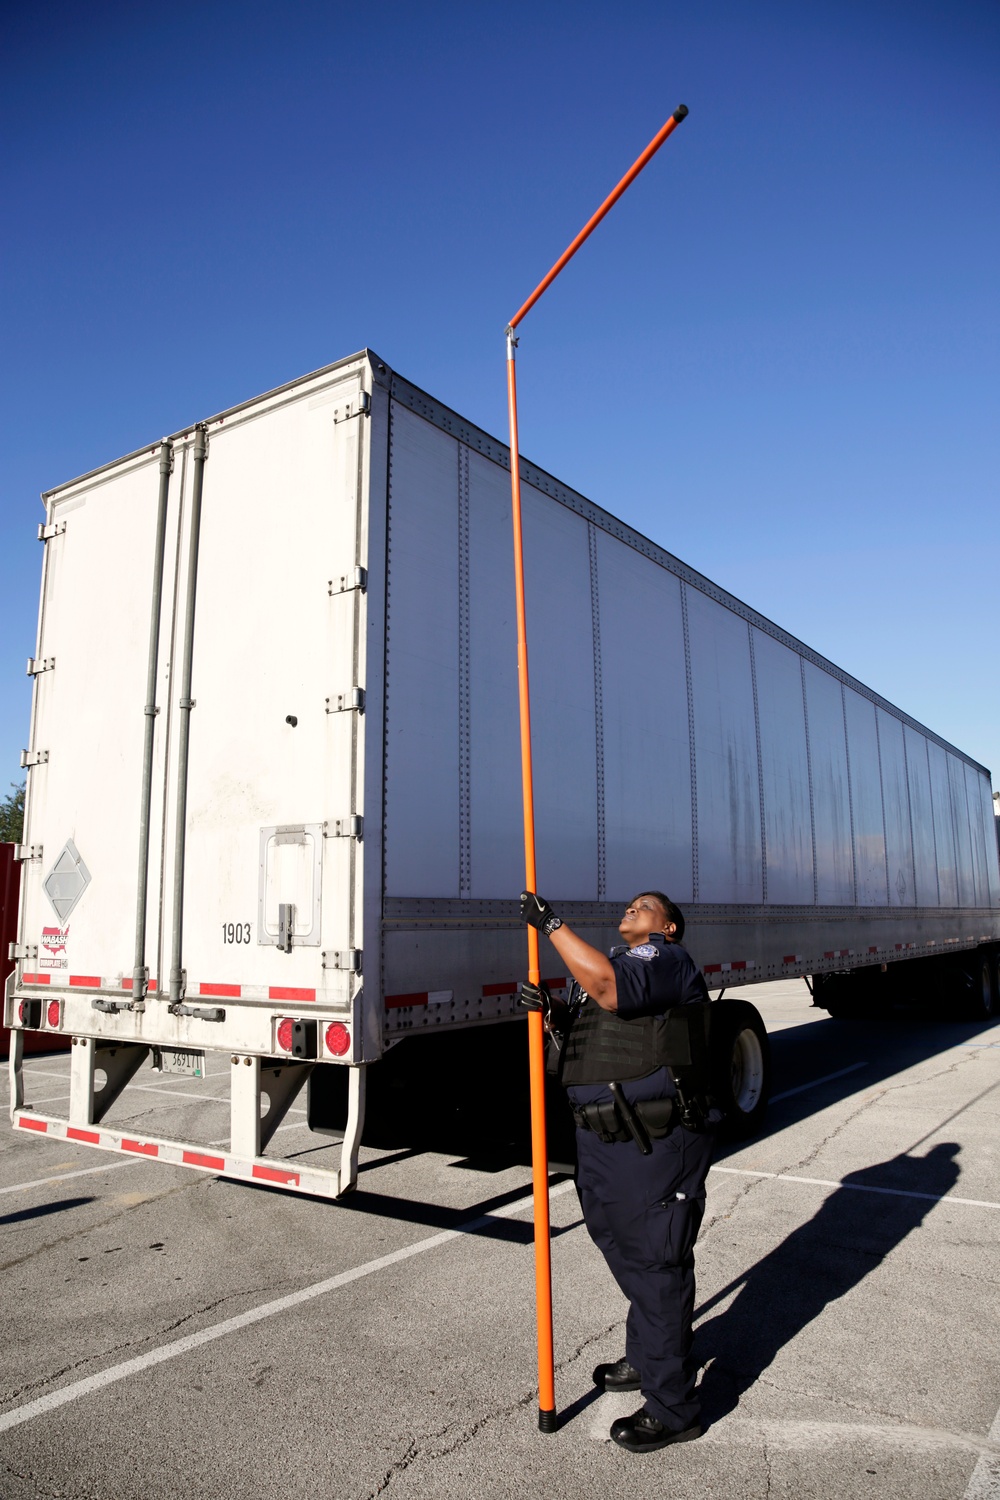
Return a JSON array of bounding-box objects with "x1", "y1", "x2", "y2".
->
[{"x1": 505, "y1": 104, "x2": 689, "y2": 1436}]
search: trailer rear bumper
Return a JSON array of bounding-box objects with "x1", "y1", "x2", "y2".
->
[
  {"x1": 10, "y1": 1107, "x2": 360, "y2": 1197},
  {"x1": 8, "y1": 1029, "x2": 367, "y2": 1197}
]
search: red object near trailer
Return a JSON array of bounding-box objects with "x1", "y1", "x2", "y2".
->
[{"x1": 0, "y1": 843, "x2": 69, "y2": 1057}]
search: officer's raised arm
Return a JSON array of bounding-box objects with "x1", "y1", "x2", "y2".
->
[{"x1": 520, "y1": 892, "x2": 618, "y2": 1009}]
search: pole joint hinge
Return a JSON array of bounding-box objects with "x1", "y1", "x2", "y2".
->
[
  {"x1": 20, "y1": 749, "x2": 48, "y2": 768},
  {"x1": 38, "y1": 520, "x2": 67, "y2": 542},
  {"x1": 9, "y1": 943, "x2": 38, "y2": 961},
  {"x1": 26, "y1": 656, "x2": 55, "y2": 677},
  {"x1": 13, "y1": 844, "x2": 42, "y2": 862}
]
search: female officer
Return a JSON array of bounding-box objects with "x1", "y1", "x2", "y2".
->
[{"x1": 520, "y1": 888, "x2": 715, "y2": 1452}]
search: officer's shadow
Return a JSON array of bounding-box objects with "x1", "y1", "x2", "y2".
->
[{"x1": 694, "y1": 1142, "x2": 961, "y2": 1425}]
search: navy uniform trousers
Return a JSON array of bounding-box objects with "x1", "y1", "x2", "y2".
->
[{"x1": 576, "y1": 1118, "x2": 714, "y2": 1430}]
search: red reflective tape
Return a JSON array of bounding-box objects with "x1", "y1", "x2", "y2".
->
[
  {"x1": 122, "y1": 1139, "x2": 159, "y2": 1156},
  {"x1": 782, "y1": 955, "x2": 800, "y2": 965},
  {"x1": 18, "y1": 1116, "x2": 48, "y2": 1132},
  {"x1": 730, "y1": 961, "x2": 747, "y2": 971},
  {"x1": 268, "y1": 987, "x2": 316, "y2": 1002},
  {"x1": 703, "y1": 964, "x2": 722, "y2": 974},
  {"x1": 67, "y1": 1127, "x2": 101, "y2": 1144},
  {"x1": 869, "y1": 946, "x2": 879, "y2": 954},
  {"x1": 824, "y1": 952, "x2": 834, "y2": 960},
  {"x1": 21, "y1": 973, "x2": 50, "y2": 985},
  {"x1": 183, "y1": 1150, "x2": 225, "y2": 1171},
  {"x1": 252, "y1": 1164, "x2": 299, "y2": 1186},
  {"x1": 199, "y1": 983, "x2": 241, "y2": 997},
  {"x1": 482, "y1": 982, "x2": 517, "y2": 997},
  {"x1": 69, "y1": 975, "x2": 102, "y2": 988},
  {"x1": 385, "y1": 992, "x2": 428, "y2": 1009},
  {"x1": 543, "y1": 977, "x2": 567, "y2": 989}
]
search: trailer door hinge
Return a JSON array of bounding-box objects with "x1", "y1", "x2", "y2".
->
[
  {"x1": 26, "y1": 656, "x2": 55, "y2": 677},
  {"x1": 13, "y1": 844, "x2": 42, "y2": 862},
  {"x1": 328, "y1": 566, "x2": 368, "y2": 596},
  {"x1": 325, "y1": 687, "x2": 365, "y2": 715},
  {"x1": 327, "y1": 815, "x2": 363, "y2": 840},
  {"x1": 332, "y1": 390, "x2": 371, "y2": 423},
  {"x1": 9, "y1": 943, "x2": 38, "y2": 961},
  {"x1": 322, "y1": 949, "x2": 362, "y2": 974},
  {"x1": 38, "y1": 521, "x2": 67, "y2": 541},
  {"x1": 20, "y1": 749, "x2": 49, "y2": 768}
]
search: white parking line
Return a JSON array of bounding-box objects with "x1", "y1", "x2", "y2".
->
[
  {"x1": 710, "y1": 1166, "x2": 1000, "y2": 1211},
  {"x1": 963, "y1": 1405, "x2": 1000, "y2": 1497},
  {"x1": 0, "y1": 1158, "x2": 143, "y2": 1195},
  {"x1": 770, "y1": 1062, "x2": 868, "y2": 1103},
  {"x1": 0, "y1": 1178, "x2": 576, "y2": 1434}
]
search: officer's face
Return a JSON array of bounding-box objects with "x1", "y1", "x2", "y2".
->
[{"x1": 619, "y1": 896, "x2": 676, "y2": 945}]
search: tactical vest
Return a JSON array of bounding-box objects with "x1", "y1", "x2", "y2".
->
[
  {"x1": 558, "y1": 995, "x2": 663, "y2": 1087},
  {"x1": 558, "y1": 991, "x2": 714, "y2": 1092}
]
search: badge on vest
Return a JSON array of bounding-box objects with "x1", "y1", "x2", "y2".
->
[{"x1": 627, "y1": 943, "x2": 658, "y2": 959}]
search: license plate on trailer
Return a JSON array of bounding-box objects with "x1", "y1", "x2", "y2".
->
[{"x1": 152, "y1": 1047, "x2": 206, "y2": 1078}]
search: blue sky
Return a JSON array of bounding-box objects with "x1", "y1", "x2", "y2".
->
[{"x1": 2, "y1": 0, "x2": 998, "y2": 797}]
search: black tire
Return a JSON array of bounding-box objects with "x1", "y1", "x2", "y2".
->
[
  {"x1": 961, "y1": 953, "x2": 997, "y2": 1024},
  {"x1": 709, "y1": 1000, "x2": 770, "y2": 1138}
]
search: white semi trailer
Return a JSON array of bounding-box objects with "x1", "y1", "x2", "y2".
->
[{"x1": 8, "y1": 349, "x2": 1000, "y2": 1195}]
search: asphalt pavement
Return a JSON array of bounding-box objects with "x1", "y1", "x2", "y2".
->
[{"x1": 1, "y1": 979, "x2": 999, "y2": 1500}]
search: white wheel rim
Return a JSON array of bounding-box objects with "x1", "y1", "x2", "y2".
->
[{"x1": 731, "y1": 1028, "x2": 765, "y2": 1113}]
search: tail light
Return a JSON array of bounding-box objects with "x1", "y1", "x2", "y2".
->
[
  {"x1": 17, "y1": 999, "x2": 42, "y2": 1028},
  {"x1": 274, "y1": 1017, "x2": 318, "y2": 1058},
  {"x1": 46, "y1": 1000, "x2": 63, "y2": 1029},
  {"x1": 325, "y1": 1022, "x2": 351, "y2": 1057}
]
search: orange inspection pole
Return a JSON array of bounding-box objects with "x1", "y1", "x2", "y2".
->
[{"x1": 505, "y1": 104, "x2": 689, "y2": 1436}]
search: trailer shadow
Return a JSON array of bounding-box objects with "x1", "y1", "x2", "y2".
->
[
  {"x1": 309, "y1": 1006, "x2": 998, "y2": 1179},
  {"x1": 730, "y1": 1006, "x2": 1000, "y2": 1155},
  {"x1": 693, "y1": 1140, "x2": 962, "y2": 1426}
]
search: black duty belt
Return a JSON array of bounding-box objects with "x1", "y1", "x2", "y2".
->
[{"x1": 572, "y1": 1094, "x2": 675, "y2": 1147}]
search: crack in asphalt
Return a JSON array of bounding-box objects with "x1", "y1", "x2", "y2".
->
[
  {"x1": 0, "y1": 1281, "x2": 285, "y2": 1408},
  {"x1": 356, "y1": 1320, "x2": 625, "y2": 1497},
  {"x1": 772, "y1": 1047, "x2": 987, "y2": 1182},
  {"x1": 0, "y1": 1459, "x2": 87, "y2": 1500}
]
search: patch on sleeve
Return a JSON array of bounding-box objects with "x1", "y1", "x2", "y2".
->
[{"x1": 627, "y1": 944, "x2": 658, "y2": 960}]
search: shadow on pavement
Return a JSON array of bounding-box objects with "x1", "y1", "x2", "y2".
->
[
  {"x1": 0, "y1": 1194, "x2": 95, "y2": 1227},
  {"x1": 694, "y1": 1142, "x2": 962, "y2": 1425},
  {"x1": 719, "y1": 1008, "x2": 998, "y2": 1160},
  {"x1": 308, "y1": 1007, "x2": 996, "y2": 1178}
]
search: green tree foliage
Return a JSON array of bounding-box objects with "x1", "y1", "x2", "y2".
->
[{"x1": 0, "y1": 782, "x2": 25, "y2": 844}]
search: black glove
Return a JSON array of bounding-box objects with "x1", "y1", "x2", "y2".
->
[
  {"x1": 518, "y1": 980, "x2": 552, "y2": 1019},
  {"x1": 520, "y1": 891, "x2": 563, "y2": 936}
]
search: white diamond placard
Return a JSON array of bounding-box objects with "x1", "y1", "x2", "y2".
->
[{"x1": 43, "y1": 839, "x2": 92, "y2": 923}]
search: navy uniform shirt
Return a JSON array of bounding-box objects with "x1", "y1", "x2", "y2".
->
[{"x1": 566, "y1": 933, "x2": 708, "y2": 1108}]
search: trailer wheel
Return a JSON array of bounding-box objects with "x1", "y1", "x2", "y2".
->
[
  {"x1": 963, "y1": 954, "x2": 996, "y2": 1023},
  {"x1": 710, "y1": 1000, "x2": 770, "y2": 1138}
]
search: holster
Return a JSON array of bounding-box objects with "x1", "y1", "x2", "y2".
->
[{"x1": 572, "y1": 1095, "x2": 676, "y2": 1144}]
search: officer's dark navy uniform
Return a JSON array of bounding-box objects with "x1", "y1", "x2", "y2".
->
[
  {"x1": 563, "y1": 933, "x2": 714, "y2": 1439},
  {"x1": 520, "y1": 889, "x2": 715, "y2": 1452}
]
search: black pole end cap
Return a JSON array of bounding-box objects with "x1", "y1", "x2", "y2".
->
[
  {"x1": 673, "y1": 104, "x2": 689, "y2": 122},
  {"x1": 538, "y1": 1408, "x2": 558, "y2": 1434}
]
